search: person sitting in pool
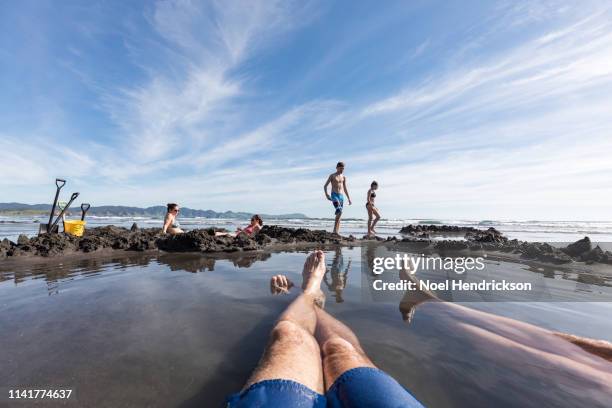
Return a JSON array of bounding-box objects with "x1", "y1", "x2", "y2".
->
[
  {"x1": 226, "y1": 250, "x2": 424, "y2": 408},
  {"x1": 162, "y1": 203, "x2": 184, "y2": 234},
  {"x1": 366, "y1": 180, "x2": 380, "y2": 237},
  {"x1": 216, "y1": 215, "x2": 263, "y2": 237}
]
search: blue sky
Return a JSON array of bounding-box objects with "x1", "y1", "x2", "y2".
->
[{"x1": 1, "y1": 0, "x2": 612, "y2": 220}]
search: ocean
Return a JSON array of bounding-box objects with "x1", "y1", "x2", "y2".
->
[{"x1": 2, "y1": 215, "x2": 612, "y2": 244}]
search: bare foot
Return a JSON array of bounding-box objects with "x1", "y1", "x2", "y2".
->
[
  {"x1": 270, "y1": 274, "x2": 294, "y2": 294},
  {"x1": 301, "y1": 250, "x2": 326, "y2": 292},
  {"x1": 399, "y1": 265, "x2": 437, "y2": 323},
  {"x1": 268, "y1": 251, "x2": 327, "y2": 306}
]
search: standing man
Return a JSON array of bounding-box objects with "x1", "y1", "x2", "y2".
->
[{"x1": 324, "y1": 161, "x2": 352, "y2": 234}]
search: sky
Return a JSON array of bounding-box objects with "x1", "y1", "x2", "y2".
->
[{"x1": 1, "y1": 0, "x2": 612, "y2": 220}]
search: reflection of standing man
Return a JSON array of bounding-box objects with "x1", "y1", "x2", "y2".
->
[
  {"x1": 324, "y1": 247, "x2": 351, "y2": 303},
  {"x1": 324, "y1": 162, "x2": 352, "y2": 235}
]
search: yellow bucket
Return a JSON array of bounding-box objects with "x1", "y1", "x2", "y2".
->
[{"x1": 64, "y1": 220, "x2": 86, "y2": 237}]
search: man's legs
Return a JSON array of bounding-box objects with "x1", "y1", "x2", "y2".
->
[
  {"x1": 243, "y1": 252, "x2": 327, "y2": 394},
  {"x1": 239, "y1": 251, "x2": 424, "y2": 407},
  {"x1": 313, "y1": 300, "x2": 424, "y2": 407},
  {"x1": 331, "y1": 193, "x2": 343, "y2": 234},
  {"x1": 314, "y1": 307, "x2": 376, "y2": 389}
]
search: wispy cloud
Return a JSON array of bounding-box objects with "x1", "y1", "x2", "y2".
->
[
  {"x1": 103, "y1": 0, "x2": 315, "y2": 162},
  {"x1": 362, "y1": 15, "x2": 612, "y2": 119}
]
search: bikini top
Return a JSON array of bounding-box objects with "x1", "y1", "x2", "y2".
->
[
  {"x1": 370, "y1": 191, "x2": 376, "y2": 199},
  {"x1": 167, "y1": 214, "x2": 180, "y2": 228}
]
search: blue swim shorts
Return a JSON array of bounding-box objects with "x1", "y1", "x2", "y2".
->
[
  {"x1": 226, "y1": 367, "x2": 425, "y2": 407},
  {"x1": 330, "y1": 192, "x2": 344, "y2": 215}
]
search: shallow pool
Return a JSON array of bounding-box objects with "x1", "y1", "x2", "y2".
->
[{"x1": 1, "y1": 247, "x2": 611, "y2": 407}]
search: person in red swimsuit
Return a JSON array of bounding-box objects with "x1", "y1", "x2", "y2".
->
[
  {"x1": 237, "y1": 214, "x2": 263, "y2": 236},
  {"x1": 216, "y1": 214, "x2": 263, "y2": 237}
]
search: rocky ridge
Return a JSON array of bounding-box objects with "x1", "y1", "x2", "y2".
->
[
  {"x1": 399, "y1": 225, "x2": 612, "y2": 265},
  {"x1": 0, "y1": 225, "x2": 353, "y2": 259}
]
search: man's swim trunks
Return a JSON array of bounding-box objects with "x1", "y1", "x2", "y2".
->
[
  {"x1": 226, "y1": 367, "x2": 425, "y2": 407},
  {"x1": 330, "y1": 192, "x2": 344, "y2": 215}
]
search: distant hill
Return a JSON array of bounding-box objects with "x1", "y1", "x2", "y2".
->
[{"x1": 0, "y1": 203, "x2": 308, "y2": 220}]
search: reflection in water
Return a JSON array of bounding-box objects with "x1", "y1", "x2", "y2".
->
[
  {"x1": 398, "y1": 268, "x2": 437, "y2": 324},
  {"x1": 363, "y1": 241, "x2": 378, "y2": 277},
  {"x1": 157, "y1": 252, "x2": 271, "y2": 273},
  {"x1": 323, "y1": 247, "x2": 351, "y2": 302},
  {"x1": 0, "y1": 251, "x2": 274, "y2": 293},
  {"x1": 0, "y1": 252, "x2": 154, "y2": 295}
]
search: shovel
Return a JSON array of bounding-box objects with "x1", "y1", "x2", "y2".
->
[
  {"x1": 80, "y1": 203, "x2": 91, "y2": 221},
  {"x1": 49, "y1": 192, "x2": 80, "y2": 233},
  {"x1": 39, "y1": 178, "x2": 66, "y2": 234}
]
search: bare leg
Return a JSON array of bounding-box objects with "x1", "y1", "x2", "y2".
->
[
  {"x1": 334, "y1": 213, "x2": 341, "y2": 234},
  {"x1": 396, "y1": 270, "x2": 612, "y2": 395},
  {"x1": 370, "y1": 207, "x2": 381, "y2": 234},
  {"x1": 367, "y1": 206, "x2": 373, "y2": 236},
  {"x1": 314, "y1": 308, "x2": 376, "y2": 390},
  {"x1": 243, "y1": 251, "x2": 327, "y2": 394}
]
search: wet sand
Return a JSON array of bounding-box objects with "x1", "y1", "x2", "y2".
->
[{"x1": 1, "y1": 247, "x2": 611, "y2": 407}]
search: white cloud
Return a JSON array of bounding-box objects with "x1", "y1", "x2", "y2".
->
[
  {"x1": 0, "y1": 136, "x2": 96, "y2": 186},
  {"x1": 103, "y1": 0, "x2": 314, "y2": 162}
]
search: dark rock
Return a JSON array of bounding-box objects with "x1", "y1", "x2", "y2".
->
[
  {"x1": 435, "y1": 240, "x2": 469, "y2": 251},
  {"x1": 234, "y1": 232, "x2": 258, "y2": 250},
  {"x1": 259, "y1": 225, "x2": 344, "y2": 244},
  {"x1": 581, "y1": 246, "x2": 605, "y2": 263},
  {"x1": 362, "y1": 235, "x2": 384, "y2": 241},
  {"x1": 563, "y1": 237, "x2": 591, "y2": 257},
  {"x1": 519, "y1": 242, "x2": 572, "y2": 264},
  {"x1": 130, "y1": 223, "x2": 139, "y2": 232},
  {"x1": 157, "y1": 229, "x2": 219, "y2": 252},
  {"x1": 1, "y1": 238, "x2": 14, "y2": 249},
  {"x1": 466, "y1": 227, "x2": 507, "y2": 243},
  {"x1": 255, "y1": 233, "x2": 272, "y2": 245},
  {"x1": 154, "y1": 228, "x2": 261, "y2": 253},
  {"x1": 17, "y1": 234, "x2": 29, "y2": 245},
  {"x1": 0, "y1": 238, "x2": 17, "y2": 258},
  {"x1": 399, "y1": 224, "x2": 481, "y2": 235},
  {"x1": 2, "y1": 224, "x2": 351, "y2": 259},
  {"x1": 26, "y1": 233, "x2": 79, "y2": 257}
]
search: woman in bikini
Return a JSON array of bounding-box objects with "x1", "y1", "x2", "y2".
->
[
  {"x1": 366, "y1": 181, "x2": 380, "y2": 237},
  {"x1": 162, "y1": 203, "x2": 184, "y2": 234},
  {"x1": 237, "y1": 214, "x2": 263, "y2": 236},
  {"x1": 216, "y1": 214, "x2": 263, "y2": 237}
]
